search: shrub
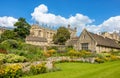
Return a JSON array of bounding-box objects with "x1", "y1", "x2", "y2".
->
[
  {"x1": 47, "y1": 46, "x2": 58, "y2": 50},
  {"x1": 30, "y1": 63, "x2": 47, "y2": 75},
  {"x1": 68, "y1": 50, "x2": 95, "y2": 58},
  {"x1": 110, "y1": 50, "x2": 120, "y2": 56},
  {"x1": 0, "y1": 54, "x2": 6, "y2": 64},
  {"x1": 0, "y1": 64, "x2": 23, "y2": 78},
  {"x1": 109, "y1": 55, "x2": 118, "y2": 61},
  {"x1": 95, "y1": 57, "x2": 104, "y2": 63},
  {"x1": 68, "y1": 49, "x2": 79, "y2": 57},
  {"x1": 43, "y1": 52, "x2": 51, "y2": 57},
  {"x1": 0, "y1": 54, "x2": 27, "y2": 63},
  {"x1": 44, "y1": 49, "x2": 56, "y2": 57},
  {"x1": 96, "y1": 52, "x2": 120, "y2": 62},
  {"x1": 47, "y1": 49, "x2": 56, "y2": 55},
  {"x1": 1, "y1": 39, "x2": 19, "y2": 49},
  {"x1": 6, "y1": 54, "x2": 28, "y2": 63},
  {"x1": 8, "y1": 43, "x2": 44, "y2": 61}
]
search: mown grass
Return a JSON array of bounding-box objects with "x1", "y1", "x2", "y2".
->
[{"x1": 24, "y1": 61, "x2": 120, "y2": 78}]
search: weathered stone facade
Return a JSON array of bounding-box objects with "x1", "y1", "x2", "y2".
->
[
  {"x1": 26, "y1": 24, "x2": 120, "y2": 53},
  {"x1": 26, "y1": 24, "x2": 77, "y2": 46},
  {"x1": 76, "y1": 29, "x2": 120, "y2": 53},
  {"x1": 101, "y1": 32, "x2": 120, "y2": 43},
  {"x1": 65, "y1": 25, "x2": 78, "y2": 47},
  {"x1": 26, "y1": 24, "x2": 56, "y2": 46}
]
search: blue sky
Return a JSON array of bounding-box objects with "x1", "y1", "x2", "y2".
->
[{"x1": 0, "y1": 0, "x2": 120, "y2": 34}]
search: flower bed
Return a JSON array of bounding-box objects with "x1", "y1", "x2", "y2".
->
[
  {"x1": 0, "y1": 64, "x2": 23, "y2": 78},
  {"x1": 0, "y1": 54, "x2": 28, "y2": 63},
  {"x1": 0, "y1": 60, "x2": 57, "y2": 78}
]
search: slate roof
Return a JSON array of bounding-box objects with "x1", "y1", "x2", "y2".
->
[
  {"x1": 26, "y1": 36, "x2": 47, "y2": 42},
  {"x1": 89, "y1": 32, "x2": 120, "y2": 49}
]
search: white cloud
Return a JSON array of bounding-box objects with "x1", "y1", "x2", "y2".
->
[
  {"x1": 31, "y1": 4, "x2": 120, "y2": 35},
  {"x1": 0, "y1": 16, "x2": 18, "y2": 27},
  {"x1": 99, "y1": 16, "x2": 120, "y2": 32},
  {"x1": 86, "y1": 25, "x2": 101, "y2": 33},
  {"x1": 31, "y1": 4, "x2": 94, "y2": 34},
  {"x1": 85, "y1": 16, "x2": 120, "y2": 33}
]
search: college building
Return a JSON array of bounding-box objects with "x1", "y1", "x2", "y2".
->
[
  {"x1": 25, "y1": 24, "x2": 77, "y2": 46},
  {"x1": 75, "y1": 29, "x2": 120, "y2": 53},
  {"x1": 25, "y1": 24, "x2": 120, "y2": 53}
]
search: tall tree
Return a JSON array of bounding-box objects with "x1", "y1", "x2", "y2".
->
[
  {"x1": 53, "y1": 27, "x2": 70, "y2": 45},
  {"x1": 14, "y1": 17, "x2": 31, "y2": 41}
]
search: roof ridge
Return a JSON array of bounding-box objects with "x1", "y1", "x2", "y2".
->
[{"x1": 88, "y1": 31, "x2": 120, "y2": 49}]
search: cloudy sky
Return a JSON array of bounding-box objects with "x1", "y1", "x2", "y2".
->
[{"x1": 0, "y1": 0, "x2": 120, "y2": 35}]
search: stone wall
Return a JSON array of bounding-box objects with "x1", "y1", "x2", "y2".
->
[
  {"x1": 76, "y1": 29, "x2": 96, "y2": 52},
  {"x1": 96, "y1": 45, "x2": 120, "y2": 53},
  {"x1": 30, "y1": 24, "x2": 56, "y2": 44},
  {"x1": 26, "y1": 41, "x2": 48, "y2": 46}
]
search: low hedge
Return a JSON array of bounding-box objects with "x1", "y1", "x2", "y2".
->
[
  {"x1": 0, "y1": 54, "x2": 28, "y2": 63},
  {"x1": 0, "y1": 64, "x2": 23, "y2": 78}
]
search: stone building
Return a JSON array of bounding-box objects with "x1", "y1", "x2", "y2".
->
[
  {"x1": 76, "y1": 29, "x2": 120, "y2": 53},
  {"x1": 65, "y1": 25, "x2": 78, "y2": 47},
  {"x1": 25, "y1": 24, "x2": 77, "y2": 46},
  {"x1": 101, "y1": 32, "x2": 120, "y2": 43},
  {"x1": 67, "y1": 24, "x2": 77, "y2": 38},
  {"x1": 26, "y1": 24, "x2": 56, "y2": 46},
  {"x1": 26, "y1": 25, "x2": 120, "y2": 52}
]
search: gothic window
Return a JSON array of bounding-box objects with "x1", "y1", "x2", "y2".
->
[{"x1": 81, "y1": 43, "x2": 89, "y2": 50}]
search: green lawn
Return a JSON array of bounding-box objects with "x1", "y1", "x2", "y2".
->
[{"x1": 25, "y1": 61, "x2": 120, "y2": 78}]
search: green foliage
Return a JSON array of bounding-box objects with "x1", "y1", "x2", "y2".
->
[
  {"x1": 0, "y1": 54, "x2": 5, "y2": 64},
  {"x1": 95, "y1": 57, "x2": 105, "y2": 63},
  {"x1": 68, "y1": 49, "x2": 80, "y2": 57},
  {"x1": 14, "y1": 17, "x2": 31, "y2": 41},
  {"x1": 0, "y1": 30, "x2": 16, "y2": 42},
  {"x1": 68, "y1": 49, "x2": 94, "y2": 58},
  {"x1": 1, "y1": 39, "x2": 19, "y2": 49},
  {"x1": 110, "y1": 50, "x2": 120, "y2": 56},
  {"x1": 0, "y1": 64, "x2": 23, "y2": 78},
  {"x1": 44, "y1": 49, "x2": 57, "y2": 57},
  {"x1": 8, "y1": 43, "x2": 44, "y2": 61},
  {"x1": 47, "y1": 46, "x2": 58, "y2": 50},
  {"x1": 53, "y1": 27, "x2": 70, "y2": 45},
  {"x1": 30, "y1": 63, "x2": 47, "y2": 75},
  {"x1": 0, "y1": 39, "x2": 44, "y2": 61},
  {"x1": 95, "y1": 52, "x2": 120, "y2": 63},
  {"x1": 0, "y1": 53, "x2": 28, "y2": 63}
]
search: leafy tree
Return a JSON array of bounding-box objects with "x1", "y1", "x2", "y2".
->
[
  {"x1": 14, "y1": 17, "x2": 31, "y2": 41},
  {"x1": 53, "y1": 27, "x2": 70, "y2": 45},
  {"x1": 0, "y1": 30, "x2": 16, "y2": 42}
]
